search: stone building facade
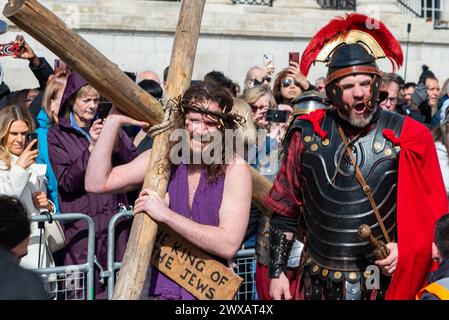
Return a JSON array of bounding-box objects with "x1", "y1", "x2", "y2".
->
[{"x1": 1, "y1": 0, "x2": 449, "y2": 90}]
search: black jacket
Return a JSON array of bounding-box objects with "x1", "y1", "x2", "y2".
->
[
  {"x1": 0, "y1": 57, "x2": 53, "y2": 113},
  {"x1": 0, "y1": 247, "x2": 49, "y2": 300}
]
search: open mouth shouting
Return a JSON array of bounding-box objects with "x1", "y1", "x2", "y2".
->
[{"x1": 353, "y1": 102, "x2": 366, "y2": 115}]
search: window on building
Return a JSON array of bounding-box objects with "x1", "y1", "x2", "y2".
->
[{"x1": 422, "y1": 0, "x2": 443, "y2": 21}]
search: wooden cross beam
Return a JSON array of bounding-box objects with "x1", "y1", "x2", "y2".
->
[{"x1": 4, "y1": 0, "x2": 273, "y2": 300}]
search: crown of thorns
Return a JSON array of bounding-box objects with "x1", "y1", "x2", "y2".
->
[{"x1": 176, "y1": 98, "x2": 245, "y2": 128}]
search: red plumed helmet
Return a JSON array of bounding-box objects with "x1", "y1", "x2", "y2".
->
[{"x1": 300, "y1": 13, "x2": 403, "y2": 77}]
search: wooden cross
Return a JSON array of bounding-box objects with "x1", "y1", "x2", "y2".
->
[{"x1": 4, "y1": 0, "x2": 273, "y2": 300}]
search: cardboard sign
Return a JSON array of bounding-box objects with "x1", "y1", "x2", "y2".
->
[{"x1": 151, "y1": 224, "x2": 243, "y2": 300}]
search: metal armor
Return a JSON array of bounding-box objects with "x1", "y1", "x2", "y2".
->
[{"x1": 288, "y1": 109, "x2": 405, "y2": 272}]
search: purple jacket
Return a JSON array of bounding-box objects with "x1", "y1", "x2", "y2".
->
[
  {"x1": 47, "y1": 116, "x2": 135, "y2": 227},
  {"x1": 47, "y1": 72, "x2": 137, "y2": 299}
]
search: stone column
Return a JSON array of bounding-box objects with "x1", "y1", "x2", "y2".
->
[{"x1": 273, "y1": 0, "x2": 320, "y2": 9}]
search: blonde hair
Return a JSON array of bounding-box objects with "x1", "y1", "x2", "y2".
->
[
  {"x1": 0, "y1": 105, "x2": 35, "y2": 169},
  {"x1": 231, "y1": 98, "x2": 257, "y2": 147},
  {"x1": 76, "y1": 84, "x2": 99, "y2": 100},
  {"x1": 42, "y1": 74, "x2": 67, "y2": 124},
  {"x1": 241, "y1": 86, "x2": 277, "y2": 110},
  {"x1": 66, "y1": 84, "x2": 99, "y2": 117}
]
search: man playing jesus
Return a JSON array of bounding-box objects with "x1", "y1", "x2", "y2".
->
[{"x1": 85, "y1": 81, "x2": 252, "y2": 299}]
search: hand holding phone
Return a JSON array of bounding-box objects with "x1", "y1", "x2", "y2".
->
[
  {"x1": 97, "y1": 102, "x2": 113, "y2": 121},
  {"x1": 289, "y1": 52, "x2": 300, "y2": 66},
  {"x1": 263, "y1": 53, "x2": 274, "y2": 69},
  {"x1": 265, "y1": 109, "x2": 288, "y2": 123},
  {"x1": 25, "y1": 132, "x2": 38, "y2": 151},
  {"x1": 16, "y1": 132, "x2": 38, "y2": 169},
  {"x1": 54, "y1": 59, "x2": 69, "y2": 74}
]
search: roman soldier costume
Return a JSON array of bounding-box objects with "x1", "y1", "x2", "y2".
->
[{"x1": 265, "y1": 13, "x2": 448, "y2": 300}]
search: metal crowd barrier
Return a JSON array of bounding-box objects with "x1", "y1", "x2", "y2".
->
[
  {"x1": 234, "y1": 248, "x2": 257, "y2": 300},
  {"x1": 105, "y1": 210, "x2": 134, "y2": 300},
  {"x1": 105, "y1": 210, "x2": 258, "y2": 300},
  {"x1": 33, "y1": 210, "x2": 258, "y2": 300},
  {"x1": 30, "y1": 213, "x2": 95, "y2": 300}
]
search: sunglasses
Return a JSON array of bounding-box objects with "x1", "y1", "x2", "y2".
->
[
  {"x1": 253, "y1": 77, "x2": 271, "y2": 84},
  {"x1": 282, "y1": 78, "x2": 300, "y2": 88},
  {"x1": 250, "y1": 104, "x2": 270, "y2": 113}
]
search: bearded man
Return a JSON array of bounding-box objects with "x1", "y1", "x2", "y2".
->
[{"x1": 265, "y1": 13, "x2": 448, "y2": 300}]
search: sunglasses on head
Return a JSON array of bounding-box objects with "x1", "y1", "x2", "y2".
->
[{"x1": 282, "y1": 78, "x2": 300, "y2": 88}]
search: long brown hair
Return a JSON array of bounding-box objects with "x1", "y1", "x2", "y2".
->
[
  {"x1": 0, "y1": 105, "x2": 35, "y2": 169},
  {"x1": 168, "y1": 81, "x2": 240, "y2": 182},
  {"x1": 272, "y1": 68, "x2": 305, "y2": 105},
  {"x1": 272, "y1": 69, "x2": 290, "y2": 104}
]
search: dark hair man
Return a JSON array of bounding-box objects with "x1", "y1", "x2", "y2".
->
[
  {"x1": 417, "y1": 214, "x2": 449, "y2": 300},
  {"x1": 379, "y1": 73, "x2": 400, "y2": 113},
  {"x1": 0, "y1": 195, "x2": 48, "y2": 299}
]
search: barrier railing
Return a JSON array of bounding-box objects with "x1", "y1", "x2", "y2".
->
[
  {"x1": 105, "y1": 211, "x2": 134, "y2": 300},
  {"x1": 30, "y1": 213, "x2": 95, "y2": 300},
  {"x1": 105, "y1": 211, "x2": 259, "y2": 300}
]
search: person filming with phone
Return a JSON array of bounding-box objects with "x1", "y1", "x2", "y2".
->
[
  {"x1": 241, "y1": 86, "x2": 299, "y2": 300},
  {"x1": 0, "y1": 104, "x2": 55, "y2": 270},
  {"x1": 46, "y1": 72, "x2": 138, "y2": 299},
  {"x1": 243, "y1": 54, "x2": 275, "y2": 90},
  {"x1": 273, "y1": 52, "x2": 312, "y2": 108}
]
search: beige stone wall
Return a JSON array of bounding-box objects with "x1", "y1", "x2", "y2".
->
[
  {"x1": 0, "y1": 0, "x2": 448, "y2": 90},
  {"x1": 441, "y1": 1, "x2": 449, "y2": 21}
]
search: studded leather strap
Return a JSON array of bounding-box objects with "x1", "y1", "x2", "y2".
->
[{"x1": 269, "y1": 226, "x2": 295, "y2": 278}]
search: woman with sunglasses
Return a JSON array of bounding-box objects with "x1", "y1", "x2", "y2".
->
[{"x1": 273, "y1": 61, "x2": 312, "y2": 107}]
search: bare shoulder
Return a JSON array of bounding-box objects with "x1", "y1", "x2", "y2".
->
[
  {"x1": 226, "y1": 156, "x2": 251, "y2": 172},
  {"x1": 225, "y1": 156, "x2": 252, "y2": 184}
]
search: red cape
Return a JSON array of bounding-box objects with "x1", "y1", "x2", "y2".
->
[
  {"x1": 299, "y1": 110, "x2": 448, "y2": 299},
  {"x1": 383, "y1": 116, "x2": 448, "y2": 299}
]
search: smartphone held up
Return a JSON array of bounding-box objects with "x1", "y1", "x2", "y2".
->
[
  {"x1": 97, "y1": 102, "x2": 113, "y2": 121},
  {"x1": 263, "y1": 53, "x2": 274, "y2": 69},
  {"x1": 25, "y1": 132, "x2": 38, "y2": 151},
  {"x1": 289, "y1": 52, "x2": 300, "y2": 65},
  {"x1": 265, "y1": 109, "x2": 288, "y2": 123}
]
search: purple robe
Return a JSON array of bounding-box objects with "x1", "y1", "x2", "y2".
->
[{"x1": 148, "y1": 164, "x2": 225, "y2": 300}]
